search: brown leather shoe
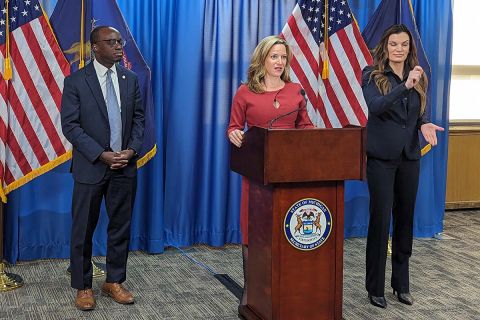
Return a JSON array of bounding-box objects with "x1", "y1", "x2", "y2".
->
[
  {"x1": 75, "y1": 289, "x2": 96, "y2": 311},
  {"x1": 101, "y1": 282, "x2": 134, "y2": 304}
]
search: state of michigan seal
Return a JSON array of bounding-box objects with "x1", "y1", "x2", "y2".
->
[{"x1": 284, "y1": 198, "x2": 332, "y2": 251}]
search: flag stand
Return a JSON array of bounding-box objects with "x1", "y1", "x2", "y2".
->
[
  {"x1": 91, "y1": 262, "x2": 106, "y2": 277},
  {"x1": 0, "y1": 203, "x2": 24, "y2": 292},
  {"x1": 66, "y1": 261, "x2": 106, "y2": 278}
]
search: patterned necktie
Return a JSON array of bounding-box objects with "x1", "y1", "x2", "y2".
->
[{"x1": 106, "y1": 69, "x2": 122, "y2": 151}]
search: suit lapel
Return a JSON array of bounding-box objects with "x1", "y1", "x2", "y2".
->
[
  {"x1": 116, "y1": 65, "x2": 128, "y2": 137},
  {"x1": 85, "y1": 62, "x2": 109, "y2": 122}
]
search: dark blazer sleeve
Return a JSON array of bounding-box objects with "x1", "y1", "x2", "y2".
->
[
  {"x1": 126, "y1": 76, "x2": 144, "y2": 155},
  {"x1": 362, "y1": 67, "x2": 409, "y2": 116},
  {"x1": 416, "y1": 94, "x2": 431, "y2": 129},
  {"x1": 61, "y1": 75, "x2": 105, "y2": 163}
]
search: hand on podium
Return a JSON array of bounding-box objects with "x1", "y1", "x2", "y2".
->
[{"x1": 229, "y1": 129, "x2": 244, "y2": 147}]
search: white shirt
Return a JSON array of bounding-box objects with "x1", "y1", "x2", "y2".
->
[{"x1": 93, "y1": 59, "x2": 121, "y2": 112}]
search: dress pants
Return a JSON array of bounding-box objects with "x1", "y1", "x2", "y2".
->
[
  {"x1": 70, "y1": 169, "x2": 137, "y2": 289},
  {"x1": 365, "y1": 153, "x2": 420, "y2": 296}
]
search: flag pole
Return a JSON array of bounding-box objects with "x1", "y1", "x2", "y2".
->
[
  {"x1": 0, "y1": 203, "x2": 24, "y2": 291},
  {"x1": 0, "y1": 0, "x2": 23, "y2": 292},
  {"x1": 79, "y1": 0, "x2": 85, "y2": 68},
  {"x1": 321, "y1": 0, "x2": 329, "y2": 79}
]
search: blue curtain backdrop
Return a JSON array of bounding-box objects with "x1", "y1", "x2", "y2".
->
[{"x1": 3, "y1": 0, "x2": 452, "y2": 262}]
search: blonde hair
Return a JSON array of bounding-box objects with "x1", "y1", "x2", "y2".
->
[
  {"x1": 369, "y1": 24, "x2": 428, "y2": 115},
  {"x1": 246, "y1": 36, "x2": 292, "y2": 93}
]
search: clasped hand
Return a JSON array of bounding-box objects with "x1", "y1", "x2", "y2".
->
[{"x1": 100, "y1": 149, "x2": 135, "y2": 169}]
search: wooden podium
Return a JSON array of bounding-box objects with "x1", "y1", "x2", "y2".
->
[{"x1": 230, "y1": 126, "x2": 366, "y2": 320}]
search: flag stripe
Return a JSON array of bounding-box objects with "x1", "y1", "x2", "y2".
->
[
  {"x1": 9, "y1": 34, "x2": 66, "y2": 159},
  {"x1": 0, "y1": 80, "x2": 7, "y2": 143},
  {"x1": 6, "y1": 51, "x2": 54, "y2": 166},
  {"x1": 17, "y1": 23, "x2": 67, "y2": 155},
  {"x1": 281, "y1": 28, "x2": 322, "y2": 112},
  {"x1": 0, "y1": 99, "x2": 7, "y2": 181},
  {"x1": 4, "y1": 128, "x2": 33, "y2": 179},
  {"x1": 281, "y1": 27, "x2": 320, "y2": 100},
  {"x1": 317, "y1": 76, "x2": 341, "y2": 128},
  {"x1": 6, "y1": 83, "x2": 47, "y2": 167},
  {"x1": 344, "y1": 25, "x2": 369, "y2": 83},
  {"x1": 0, "y1": 162, "x2": 4, "y2": 186},
  {"x1": 289, "y1": 58, "x2": 317, "y2": 107},
  {"x1": 329, "y1": 34, "x2": 367, "y2": 124},
  {"x1": 317, "y1": 54, "x2": 350, "y2": 126},
  {"x1": 37, "y1": 16, "x2": 71, "y2": 78},
  {"x1": 289, "y1": 70, "x2": 326, "y2": 128},
  {"x1": 287, "y1": 17, "x2": 319, "y2": 75},
  {"x1": 22, "y1": 22, "x2": 63, "y2": 111},
  {"x1": 352, "y1": 22, "x2": 373, "y2": 66},
  {"x1": 322, "y1": 76, "x2": 349, "y2": 127},
  {"x1": 290, "y1": 5, "x2": 320, "y2": 60},
  {"x1": 290, "y1": 56, "x2": 331, "y2": 126},
  {"x1": 336, "y1": 27, "x2": 362, "y2": 82},
  {"x1": 4, "y1": 164, "x2": 15, "y2": 186},
  {"x1": 0, "y1": 60, "x2": 39, "y2": 176}
]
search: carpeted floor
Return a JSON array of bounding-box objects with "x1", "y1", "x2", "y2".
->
[{"x1": 0, "y1": 210, "x2": 479, "y2": 319}]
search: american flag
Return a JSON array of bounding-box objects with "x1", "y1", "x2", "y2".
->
[
  {"x1": 281, "y1": 0, "x2": 373, "y2": 128},
  {"x1": 0, "y1": 0, "x2": 71, "y2": 202}
]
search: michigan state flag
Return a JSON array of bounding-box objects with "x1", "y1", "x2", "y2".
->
[
  {"x1": 361, "y1": 0, "x2": 431, "y2": 154},
  {"x1": 50, "y1": 0, "x2": 156, "y2": 166}
]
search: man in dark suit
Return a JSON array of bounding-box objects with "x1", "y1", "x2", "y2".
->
[{"x1": 61, "y1": 26, "x2": 144, "y2": 311}]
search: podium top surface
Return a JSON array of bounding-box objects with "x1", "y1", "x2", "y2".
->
[{"x1": 230, "y1": 126, "x2": 366, "y2": 184}]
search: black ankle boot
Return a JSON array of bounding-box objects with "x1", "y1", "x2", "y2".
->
[
  {"x1": 393, "y1": 290, "x2": 413, "y2": 305},
  {"x1": 369, "y1": 294, "x2": 387, "y2": 308}
]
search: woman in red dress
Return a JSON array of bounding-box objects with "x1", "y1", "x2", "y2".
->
[{"x1": 227, "y1": 35, "x2": 314, "y2": 308}]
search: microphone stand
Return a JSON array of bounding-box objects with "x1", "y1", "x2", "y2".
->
[
  {"x1": 268, "y1": 89, "x2": 308, "y2": 129},
  {"x1": 0, "y1": 202, "x2": 24, "y2": 292}
]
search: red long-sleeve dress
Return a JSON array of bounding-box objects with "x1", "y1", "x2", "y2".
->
[{"x1": 227, "y1": 82, "x2": 314, "y2": 245}]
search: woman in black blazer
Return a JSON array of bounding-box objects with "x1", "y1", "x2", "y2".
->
[{"x1": 361, "y1": 24, "x2": 444, "y2": 309}]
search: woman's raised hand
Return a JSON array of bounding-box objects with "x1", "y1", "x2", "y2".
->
[{"x1": 405, "y1": 66, "x2": 423, "y2": 89}]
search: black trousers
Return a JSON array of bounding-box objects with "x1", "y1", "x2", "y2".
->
[
  {"x1": 365, "y1": 154, "x2": 420, "y2": 296},
  {"x1": 70, "y1": 169, "x2": 137, "y2": 289}
]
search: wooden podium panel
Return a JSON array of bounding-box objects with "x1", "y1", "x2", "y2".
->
[
  {"x1": 246, "y1": 181, "x2": 344, "y2": 320},
  {"x1": 231, "y1": 126, "x2": 364, "y2": 320}
]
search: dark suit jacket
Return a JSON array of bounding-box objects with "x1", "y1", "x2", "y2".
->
[
  {"x1": 362, "y1": 66, "x2": 428, "y2": 161},
  {"x1": 61, "y1": 62, "x2": 144, "y2": 184}
]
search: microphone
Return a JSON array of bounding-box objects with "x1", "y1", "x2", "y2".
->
[
  {"x1": 268, "y1": 89, "x2": 306, "y2": 129},
  {"x1": 300, "y1": 89, "x2": 308, "y2": 105},
  {"x1": 273, "y1": 90, "x2": 281, "y2": 109}
]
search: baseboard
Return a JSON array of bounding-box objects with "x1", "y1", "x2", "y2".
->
[{"x1": 445, "y1": 201, "x2": 480, "y2": 210}]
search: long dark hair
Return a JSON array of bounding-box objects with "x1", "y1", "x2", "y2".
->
[{"x1": 369, "y1": 24, "x2": 428, "y2": 115}]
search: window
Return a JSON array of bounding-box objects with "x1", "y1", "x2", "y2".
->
[{"x1": 450, "y1": 1, "x2": 480, "y2": 122}]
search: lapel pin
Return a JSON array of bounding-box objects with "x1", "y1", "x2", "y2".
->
[{"x1": 122, "y1": 75, "x2": 126, "y2": 79}]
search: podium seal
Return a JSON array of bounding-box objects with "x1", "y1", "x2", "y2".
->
[{"x1": 284, "y1": 198, "x2": 332, "y2": 251}]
